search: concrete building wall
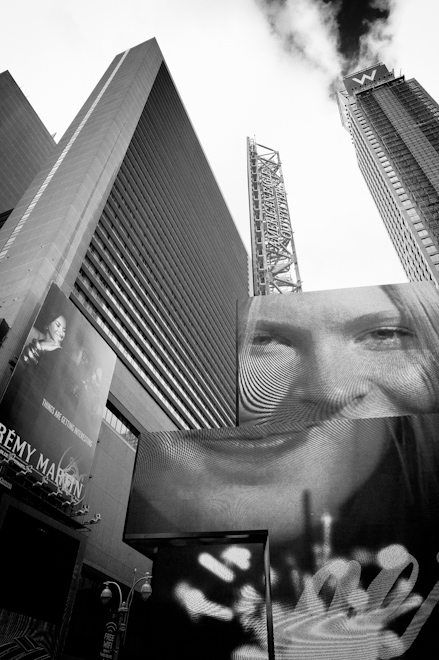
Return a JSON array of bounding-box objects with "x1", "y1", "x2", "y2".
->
[
  {"x1": 82, "y1": 357, "x2": 177, "y2": 586},
  {"x1": 0, "y1": 71, "x2": 55, "y2": 215}
]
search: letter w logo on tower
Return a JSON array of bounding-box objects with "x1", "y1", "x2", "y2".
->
[{"x1": 352, "y1": 69, "x2": 377, "y2": 86}]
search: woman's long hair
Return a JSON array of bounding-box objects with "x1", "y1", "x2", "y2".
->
[
  {"x1": 383, "y1": 283, "x2": 439, "y2": 512},
  {"x1": 383, "y1": 282, "x2": 439, "y2": 408},
  {"x1": 332, "y1": 413, "x2": 439, "y2": 566}
]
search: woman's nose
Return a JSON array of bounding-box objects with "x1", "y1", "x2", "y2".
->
[{"x1": 282, "y1": 345, "x2": 370, "y2": 420}]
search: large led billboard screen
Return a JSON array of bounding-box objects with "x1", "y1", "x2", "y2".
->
[
  {"x1": 126, "y1": 413, "x2": 439, "y2": 658},
  {"x1": 0, "y1": 284, "x2": 116, "y2": 502},
  {"x1": 125, "y1": 281, "x2": 439, "y2": 658},
  {"x1": 237, "y1": 282, "x2": 439, "y2": 427}
]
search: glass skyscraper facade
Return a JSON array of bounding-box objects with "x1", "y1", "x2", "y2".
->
[{"x1": 338, "y1": 63, "x2": 439, "y2": 283}]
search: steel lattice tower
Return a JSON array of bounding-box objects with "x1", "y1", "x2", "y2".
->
[{"x1": 247, "y1": 138, "x2": 302, "y2": 295}]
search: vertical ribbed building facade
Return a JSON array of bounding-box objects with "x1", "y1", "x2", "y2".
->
[
  {"x1": 72, "y1": 55, "x2": 247, "y2": 430},
  {"x1": 337, "y1": 63, "x2": 439, "y2": 283}
]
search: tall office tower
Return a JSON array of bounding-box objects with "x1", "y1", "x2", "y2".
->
[
  {"x1": 0, "y1": 39, "x2": 247, "y2": 657},
  {"x1": 0, "y1": 71, "x2": 55, "y2": 228},
  {"x1": 337, "y1": 63, "x2": 439, "y2": 284},
  {"x1": 0, "y1": 39, "x2": 248, "y2": 428},
  {"x1": 247, "y1": 138, "x2": 301, "y2": 294}
]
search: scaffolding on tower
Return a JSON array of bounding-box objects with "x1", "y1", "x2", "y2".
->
[{"x1": 247, "y1": 137, "x2": 302, "y2": 295}]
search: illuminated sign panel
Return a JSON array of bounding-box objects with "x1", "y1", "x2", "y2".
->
[
  {"x1": 148, "y1": 543, "x2": 268, "y2": 659},
  {"x1": 0, "y1": 284, "x2": 116, "y2": 502},
  {"x1": 237, "y1": 282, "x2": 439, "y2": 426},
  {"x1": 344, "y1": 63, "x2": 390, "y2": 95}
]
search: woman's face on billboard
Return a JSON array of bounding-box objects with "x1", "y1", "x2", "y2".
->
[
  {"x1": 46, "y1": 315, "x2": 66, "y2": 346},
  {"x1": 143, "y1": 417, "x2": 390, "y2": 543},
  {"x1": 239, "y1": 286, "x2": 436, "y2": 425}
]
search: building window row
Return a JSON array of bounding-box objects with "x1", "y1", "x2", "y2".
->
[
  {"x1": 98, "y1": 211, "x2": 232, "y2": 374},
  {"x1": 90, "y1": 225, "x2": 231, "y2": 419},
  {"x1": 73, "y1": 285, "x2": 194, "y2": 430},
  {"x1": 82, "y1": 255, "x2": 219, "y2": 426},
  {"x1": 96, "y1": 216, "x2": 232, "y2": 378},
  {"x1": 76, "y1": 272, "x2": 214, "y2": 428},
  {"x1": 108, "y1": 168, "x2": 235, "y2": 340},
  {"x1": 103, "y1": 401, "x2": 139, "y2": 450},
  {"x1": 357, "y1": 91, "x2": 439, "y2": 233},
  {"x1": 86, "y1": 243, "x2": 226, "y2": 415},
  {"x1": 352, "y1": 110, "x2": 436, "y2": 282}
]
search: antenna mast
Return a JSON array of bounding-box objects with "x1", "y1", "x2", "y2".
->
[{"x1": 247, "y1": 137, "x2": 302, "y2": 295}]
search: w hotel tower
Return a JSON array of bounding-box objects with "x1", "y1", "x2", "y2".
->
[{"x1": 337, "y1": 63, "x2": 439, "y2": 284}]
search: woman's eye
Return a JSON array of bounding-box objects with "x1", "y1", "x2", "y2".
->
[
  {"x1": 356, "y1": 327, "x2": 415, "y2": 349},
  {"x1": 251, "y1": 334, "x2": 291, "y2": 347},
  {"x1": 251, "y1": 335, "x2": 272, "y2": 346}
]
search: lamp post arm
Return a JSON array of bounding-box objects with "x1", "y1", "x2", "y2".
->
[
  {"x1": 126, "y1": 574, "x2": 151, "y2": 610},
  {"x1": 104, "y1": 580, "x2": 124, "y2": 609},
  {"x1": 122, "y1": 573, "x2": 152, "y2": 649}
]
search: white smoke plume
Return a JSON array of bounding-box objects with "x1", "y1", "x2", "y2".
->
[{"x1": 255, "y1": 0, "x2": 395, "y2": 89}]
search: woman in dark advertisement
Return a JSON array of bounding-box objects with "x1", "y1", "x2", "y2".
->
[
  {"x1": 2, "y1": 286, "x2": 107, "y2": 438},
  {"x1": 0, "y1": 284, "x2": 114, "y2": 500},
  {"x1": 133, "y1": 282, "x2": 439, "y2": 660},
  {"x1": 22, "y1": 313, "x2": 67, "y2": 366},
  {"x1": 2, "y1": 300, "x2": 73, "y2": 430}
]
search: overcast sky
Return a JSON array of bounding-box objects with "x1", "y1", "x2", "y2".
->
[{"x1": 2, "y1": 0, "x2": 438, "y2": 292}]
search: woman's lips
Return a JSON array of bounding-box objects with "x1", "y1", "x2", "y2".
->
[
  {"x1": 203, "y1": 424, "x2": 314, "y2": 456},
  {"x1": 190, "y1": 425, "x2": 320, "y2": 486}
]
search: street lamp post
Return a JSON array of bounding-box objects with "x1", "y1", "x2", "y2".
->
[{"x1": 100, "y1": 572, "x2": 152, "y2": 660}]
